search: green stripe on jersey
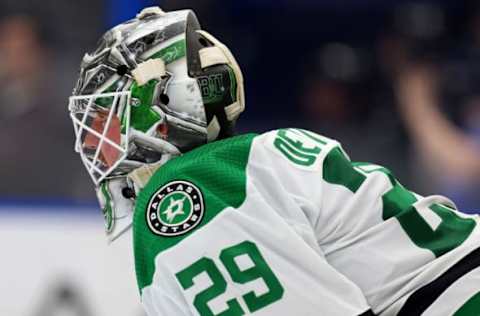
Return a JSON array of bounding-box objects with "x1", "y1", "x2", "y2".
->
[
  {"x1": 453, "y1": 292, "x2": 480, "y2": 316},
  {"x1": 323, "y1": 148, "x2": 366, "y2": 193},
  {"x1": 133, "y1": 133, "x2": 257, "y2": 292},
  {"x1": 322, "y1": 148, "x2": 476, "y2": 258}
]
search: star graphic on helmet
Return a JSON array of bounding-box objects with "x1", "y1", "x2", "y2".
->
[{"x1": 162, "y1": 196, "x2": 187, "y2": 223}]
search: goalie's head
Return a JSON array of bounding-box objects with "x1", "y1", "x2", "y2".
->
[{"x1": 68, "y1": 7, "x2": 244, "y2": 185}]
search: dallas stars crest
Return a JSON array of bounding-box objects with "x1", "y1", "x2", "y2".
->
[{"x1": 146, "y1": 181, "x2": 204, "y2": 237}]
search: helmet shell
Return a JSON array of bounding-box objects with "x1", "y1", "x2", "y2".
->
[{"x1": 69, "y1": 8, "x2": 244, "y2": 184}]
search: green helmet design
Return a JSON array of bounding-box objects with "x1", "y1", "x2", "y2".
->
[{"x1": 68, "y1": 7, "x2": 245, "y2": 185}]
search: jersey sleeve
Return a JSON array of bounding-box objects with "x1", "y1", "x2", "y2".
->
[
  {"x1": 259, "y1": 128, "x2": 478, "y2": 311},
  {"x1": 260, "y1": 128, "x2": 476, "y2": 250},
  {"x1": 258, "y1": 128, "x2": 348, "y2": 242},
  {"x1": 260, "y1": 127, "x2": 389, "y2": 246}
]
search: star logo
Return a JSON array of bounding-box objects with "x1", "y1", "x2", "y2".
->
[
  {"x1": 162, "y1": 196, "x2": 187, "y2": 223},
  {"x1": 146, "y1": 181, "x2": 204, "y2": 237}
]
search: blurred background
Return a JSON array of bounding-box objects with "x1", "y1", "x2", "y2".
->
[{"x1": 1, "y1": 0, "x2": 479, "y2": 315}]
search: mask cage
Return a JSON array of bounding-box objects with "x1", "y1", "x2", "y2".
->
[{"x1": 69, "y1": 91, "x2": 132, "y2": 185}]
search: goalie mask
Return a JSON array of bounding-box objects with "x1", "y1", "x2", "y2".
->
[{"x1": 68, "y1": 7, "x2": 245, "y2": 241}]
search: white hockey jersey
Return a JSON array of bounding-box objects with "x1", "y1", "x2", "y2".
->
[{"x1": 132, "y1": 129, "x2": 480, "y2": 316}]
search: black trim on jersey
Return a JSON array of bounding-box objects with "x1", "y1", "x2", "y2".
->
[
  {"x1": 358, "y1": 309, "x2": 376, "y2": 316},
  {"x1": 398, "y1": 246, "x2": 480, "y2": 316}
]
